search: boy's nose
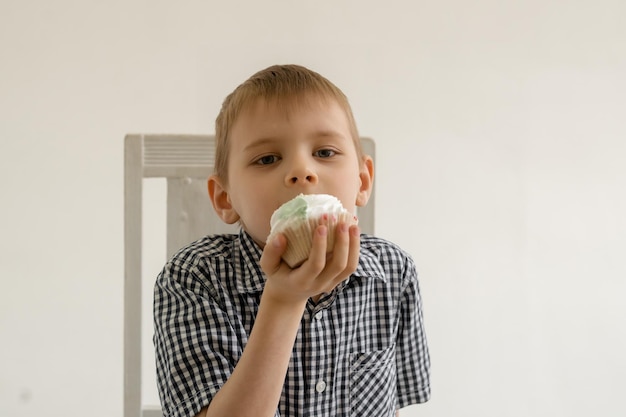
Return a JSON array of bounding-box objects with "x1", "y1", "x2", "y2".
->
[
  {"x1": 285, "y1": 161, "x2": 318, "y2": 186},
  {"x1": 287, "y1": 173, "x2": 317, "y2": 185}
]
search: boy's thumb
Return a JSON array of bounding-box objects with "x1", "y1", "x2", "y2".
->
[{"x1": 260, "y1": 233, "x2": 287, "y2": 273}]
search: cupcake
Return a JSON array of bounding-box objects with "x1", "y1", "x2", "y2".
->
[{"x1": 267, "y1": 193, "x2": 358, "y2": 268}]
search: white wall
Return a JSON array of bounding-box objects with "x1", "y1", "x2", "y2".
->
[{"x1": 1, "y1": 1, "x2": 625, "y2": 416}]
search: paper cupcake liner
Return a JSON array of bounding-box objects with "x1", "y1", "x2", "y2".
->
[{"x1": 280, "y1": 212, "x2": 357, "y2": 268}]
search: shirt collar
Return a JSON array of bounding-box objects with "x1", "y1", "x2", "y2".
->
[
  {"x1": 235, "y1": 229, "x2": 266, "y2": 294},
  {"x1": 235, "y1": 230, "x2": 387, "y2": 294}
]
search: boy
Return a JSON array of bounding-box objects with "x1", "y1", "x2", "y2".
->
[{"x1": 154, "y1": 64, "x2": 430, "y2": 417}]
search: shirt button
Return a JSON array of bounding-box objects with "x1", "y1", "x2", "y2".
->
[
  {"x1": 314, "y1": 311, "x2": 323, "y2": 320},
  {"x1": 315, "y1": 380, "x2": 327, "y2": 393}
]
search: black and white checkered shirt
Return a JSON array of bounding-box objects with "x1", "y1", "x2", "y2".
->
[{"x1": 154, "y1": 230, "x2": 430, "y2": 417}]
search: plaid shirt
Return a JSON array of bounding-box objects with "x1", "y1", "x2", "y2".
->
[{"x1": 154, "y1": 230, "x2": 430, "y2": 417}]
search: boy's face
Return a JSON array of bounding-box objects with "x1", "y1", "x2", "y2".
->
[{"x1": 211, "y1": 96, "x2": 373, "y2": 247}]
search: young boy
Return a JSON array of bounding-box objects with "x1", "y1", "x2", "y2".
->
[{"x1": 153, "y1": 64, "x2": 430, "y2": 417}]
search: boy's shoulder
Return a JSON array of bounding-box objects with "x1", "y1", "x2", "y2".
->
[
  {"x1": 172, "y1": 233, "x2": 238, "y2": 261},
  {"x1": 157, "y1": 234, "x2": 245, "y2": 296},
  {"x1": 358, "y1": 233, "x2": 416, "y2": 275},
  {"x1": 359, "y1": 233, "x2": 413, "y2": 260},
  {"x1": 163, "y1": 233, "x2": 241, "y2": 277}
]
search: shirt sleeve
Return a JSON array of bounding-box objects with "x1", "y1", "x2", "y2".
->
[
  {"x1": 153, "y1": 260, "x2": 240, "y2": 417},
  {"x1": 395, "y1": 255, "x2": 431, "y2": 408}
]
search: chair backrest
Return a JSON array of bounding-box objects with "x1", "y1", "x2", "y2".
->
[{"x1": 123, "y1": 134, "x2": 375, "y2": 417}]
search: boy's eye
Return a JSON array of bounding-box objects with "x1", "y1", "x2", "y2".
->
[
  {"x1": 255, "y1": 155, "x2": 279, "y2": 165},
  {"x1": 314, "y1": 149, "x2": 336, "y2": 158}
]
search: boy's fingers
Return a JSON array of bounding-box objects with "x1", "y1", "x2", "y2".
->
[
  {"x1": 306, "y1": 225, "x2": 328, "y2": 273},
  {"x1": 318, "y1": 222, "x2": 358, "y2": 293},
  {"x1": 345, "y1": 225, "x2": 361, "y2": 273},
  {"x1": 329, "y1": 222, "x2": 350, "y2": 271},
  {"x1": 260, "y1": 233, "x2": 287, "y2": 274},
  {"x1": 333, "y1": 223, "x2": 360, "y2": 283}
]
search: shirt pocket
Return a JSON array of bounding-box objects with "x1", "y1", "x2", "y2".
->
[{"x1": 349, "y1": 344, "x2": 397, "y2": 416}]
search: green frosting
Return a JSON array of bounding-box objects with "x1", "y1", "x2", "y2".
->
[{"x1": 276, "y1": 194, "x2": 308, "y2": 220}]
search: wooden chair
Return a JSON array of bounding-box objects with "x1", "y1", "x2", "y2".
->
[{"x1": 123, "y1": 134, "x2": 376, "y2": 417}]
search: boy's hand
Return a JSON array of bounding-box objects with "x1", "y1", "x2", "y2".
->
[{"x1": 260, "y1": 221, "x2": 360, "y2": 305}]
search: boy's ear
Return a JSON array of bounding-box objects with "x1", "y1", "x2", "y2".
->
[
  {"x1": 208, "y1": 175, "x2": 240, "y2": 224},
  {"x1": 356, "y1": 155, "x2": 374, "y2": 207}
]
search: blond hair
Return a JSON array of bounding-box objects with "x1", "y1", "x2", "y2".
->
[{"x1": 214, "y1": 64, "x2": 361, "y2": 182}]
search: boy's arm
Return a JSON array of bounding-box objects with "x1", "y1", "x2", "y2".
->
[
  {"x1": 197, "y1": 223, "x2": 360, "y2": 417},
  {"x1": 194, "y1": 292, "x2": 306, "y2": 417}
]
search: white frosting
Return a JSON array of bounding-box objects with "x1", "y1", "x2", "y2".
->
[{"x1": 269, "y1": 193, "x2": 348, "y2": 233}]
